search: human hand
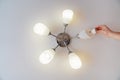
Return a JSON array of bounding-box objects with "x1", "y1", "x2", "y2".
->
[{"x1": 96, "y1": 25, "x2": 113, "y2": 37}]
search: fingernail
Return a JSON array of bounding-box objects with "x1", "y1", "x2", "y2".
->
[{"x1": 96, "y1": 27, "x2": 102, "y2": 31}]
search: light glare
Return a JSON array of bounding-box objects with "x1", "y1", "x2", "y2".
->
[
  {"x1": 33, "y1": 23, "x2": 50, "y2": 36},
  {"x1": 62, "y1": 9, "x2": 74, "y2": 24},
  {"x1": 39, "y1": 49, "x2": 55, "y2": 64},
  {"x1": 69, "y1": 53, "x2": 82, "y2": 69}
]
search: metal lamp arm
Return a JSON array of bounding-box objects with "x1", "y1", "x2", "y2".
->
[
  {"x1": 64, "y1": 24, "x2": 68, "y2": 33},
  {"x1": 53, "y1": 45, "x2": 59, "y2": 51},
  {"x1": 63, "y1": 41, "x2": 72, "y2": 54},
  {"x1": 49, "y1": 32, "x2": 57, "y2": 37}
]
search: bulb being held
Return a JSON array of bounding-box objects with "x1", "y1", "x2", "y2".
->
[{"x1": 77, "y1": 28, "x2": 97, "y2": 39}]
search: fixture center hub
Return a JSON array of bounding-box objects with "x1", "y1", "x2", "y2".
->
[{"x1": 56, "y1": 33, "x2": 71, "y2": 47}]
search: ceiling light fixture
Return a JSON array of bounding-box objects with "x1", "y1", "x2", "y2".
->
[{"x1": 33, "y1": 9, "x2": 96, "y2": 69}]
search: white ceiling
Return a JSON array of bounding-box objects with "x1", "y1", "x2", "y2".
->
[{"x1": 0, "y1": 0, "x2": 120, "y2": 80}]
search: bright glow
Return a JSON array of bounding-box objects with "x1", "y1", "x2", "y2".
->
[
  {"x1": 39, "y1": 49, "x2": 55, "y2": 64},
  {"x1": 68, "y1": 53, "x2": 82, "y2": 69},
  {"x1": 91, "y1": 28, "x2": 96, "y2": 34},
  {"x1": 62, "y1": 9, "x2": 74, "y2": 24},
  {"x1": 33, "y1": 23, "x2": 50, "y2": 36}
]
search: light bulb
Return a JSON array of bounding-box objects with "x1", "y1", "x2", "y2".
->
[
  {"x1": 68, "y1": 52, "x2": 82, "y2": 69},
  {"x1": 62, "y1": 9, "x2": 74, "y2": 24},
  {"x1": 39, "y1": 49, "x2": 55, "y2": 64},
  {"x1": 33, "y1": 23, "x2": 50, "y2": 36},
  {"x1": 77, "y1": 28, "x2": 96, "y2": 39}
]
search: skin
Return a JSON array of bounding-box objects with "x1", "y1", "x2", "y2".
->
[{"x1": 96, "y1": 25, "x2": 120, "y2": 40}]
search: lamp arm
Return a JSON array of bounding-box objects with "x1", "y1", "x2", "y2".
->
[
  {"x1": 49, "y1": 32, "x2": 57, "y2": 37},
  {"x1": 71, "y1": 34, "x2": 80, "y2": 39},
  {"x1": 63, "y1": 41, "x2": 72, "y2": 53},
  {"x1": 64, "y1": 24, "x2": 68, "y2": 33},
  {"x1": 53, "y1": 45, "x2": 59, "y2": 51}
]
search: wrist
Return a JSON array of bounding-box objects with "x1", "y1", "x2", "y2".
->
[{"x1": 108, "y1": 31, "x2": 115, "y2": 38}]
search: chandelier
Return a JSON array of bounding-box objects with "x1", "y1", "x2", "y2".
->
[{"x1": 33, "y1": 9, "x2": 96, "y2": 69}]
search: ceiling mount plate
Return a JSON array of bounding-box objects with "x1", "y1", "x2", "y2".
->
[{"x1": 56, "y1": 33, "x2": 71, "y2": 47}]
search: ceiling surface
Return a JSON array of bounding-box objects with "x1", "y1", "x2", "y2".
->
[{"x1": 0, "y1": 0, "x2": 120, "y2": 80}]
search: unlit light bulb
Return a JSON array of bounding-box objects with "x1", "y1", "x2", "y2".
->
[
  {"x1": 68, "y1": 52, "x2": 82, "y2": 69},
  {"x1": 77, "y1": 28, "x2": 96, "y2": 39},
  {"x1": 62, "y1": 9, "x2": 74, "y2": 24},
  {"x1": 33, "y1": 23, "x2": 50, "y2": 36},
  {"x1": 39, "y1": 49, "x2": 55, "y2": 64}
]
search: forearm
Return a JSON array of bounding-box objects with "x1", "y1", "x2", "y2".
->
[{"x1": 109, "y1": 31, "x2": 120, "y2": 40}]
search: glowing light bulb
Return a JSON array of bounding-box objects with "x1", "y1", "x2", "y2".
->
[
  {"x1": 33, "y1": 23, "x2": 50, "y2": 36},
  {"x1": 62, "y1": 9, "x2": 74, "y2": 24},
  {"x1": 68, "y1": 52, "x2": 82, "y2": 69},
  {"x1": 39, "y1": 49, "x2": 55, "y2": 64}
]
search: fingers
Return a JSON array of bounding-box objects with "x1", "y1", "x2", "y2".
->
[
  {"x1": 96, "y1": 27, "x2": 102, "y2": 31},
  {"x1": 95, "y1": 26, "x2": 103, "y2": 34},
  {"x1": 95, "y1": 25, "x2": 106, "y2": 34},
  {"x1": 95, "y1": 25, "x2": 111, "y2": 36},
  {"x1": 96, "y1": 25, "x2": 108, "y2": 31},
  {"x1": 96, "y1": 29, "x2": 103, "y2": 34}
]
